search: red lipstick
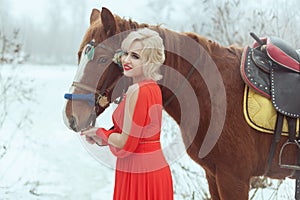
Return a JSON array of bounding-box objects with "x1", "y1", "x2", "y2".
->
[{"x1": 123, "y1": 64, "x2": 132, "y2": 71}]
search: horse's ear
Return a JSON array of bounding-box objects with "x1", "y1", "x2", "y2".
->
[
  {"x1": 90, "y1": 9, "x2": 101, "y2": 25},
  {"x1": 101, "y1": 7, "x2": 116, "y2": 37}
]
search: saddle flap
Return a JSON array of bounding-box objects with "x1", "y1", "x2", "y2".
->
[
  {"x1": 271, "y1": 66, "x2": 300, "y2": 117},
  {"x1": 240, "y1": 46, "x2": 271, "y2": 98},
  {"x1": 266, "y1": 37, "x2": 300, "y2": 72}
]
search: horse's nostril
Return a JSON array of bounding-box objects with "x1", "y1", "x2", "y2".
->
[{"x1": 69, "y1": 116, "x2": 78, "y2": 132}]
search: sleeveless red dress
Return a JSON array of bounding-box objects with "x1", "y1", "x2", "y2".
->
[{"x1": 108, "y1": 80, "x2": 173, "y2": 200}]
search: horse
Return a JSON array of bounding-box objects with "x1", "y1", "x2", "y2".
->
[{"x1": 63, "y1": 7, "x2": 297, "y2": 199}]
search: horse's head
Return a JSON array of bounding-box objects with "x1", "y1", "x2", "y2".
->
[{"x1": 63, "y1": 7, "x2": 131, "y2": 132}]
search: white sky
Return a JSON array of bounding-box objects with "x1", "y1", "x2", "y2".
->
[
  {"x1": 10, "y1": 0, "x2": 150, "y2": 23},
  {"x1": 9, "y1": 0, "x2": 291, "y2": 22},
  {"x1": 10, "y1": 0, "x2": 48, "y2": 19},
  {"x1": 8, "y1": 0, "x2": 202, "y2": 28}
]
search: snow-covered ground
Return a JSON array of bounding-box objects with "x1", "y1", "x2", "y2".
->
[{"x1": 0, "y1": 64, "x2": 295, "y2": 199}]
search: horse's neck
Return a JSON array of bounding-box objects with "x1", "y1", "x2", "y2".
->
[
  {"x1": 157, "y1": 29, "x2": 214, "y2": 122},
  {"x1": 117, "y1": 21, "x2": 243, "y2": 126},
  {"x1": 157, "y1": 29, "x2": 243, "y2": 128},
  {"x1": 114, "y1": 22, "x2": 245, "y2": 151}
]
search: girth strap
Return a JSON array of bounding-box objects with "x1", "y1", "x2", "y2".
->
[
  {"x1": 296, "y1": 157, "x2": 300, "y2": 199},
  {"x1": 265, "y1": 113, "x2": 284, "y2": 174},
  {"x1": 287, "y1": 116, "x2": 297, "y2": 142},
  {"x1": 296, "y1": 121, "x2": 300, "y2": 199}
]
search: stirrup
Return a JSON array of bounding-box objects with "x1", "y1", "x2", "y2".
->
[{"x1": 279, "y1": 140, "x2": 300, "y2": 170}]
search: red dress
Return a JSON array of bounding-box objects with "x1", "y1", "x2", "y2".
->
[{"x1": 108, "y1": 80, "x2": 173, "y2": 200}]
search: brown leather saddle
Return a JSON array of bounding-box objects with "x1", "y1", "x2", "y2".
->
[
  {"x1": 241, "y1": 34, "x2": 300, "y2": 117},
  {"x1": 241, "y1": 32, "x2": 300, "y2": 199}
]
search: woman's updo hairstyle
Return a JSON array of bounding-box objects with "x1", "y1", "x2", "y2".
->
[{"x1": 121, "y1": 28, "x2": 165, "y2": 81}]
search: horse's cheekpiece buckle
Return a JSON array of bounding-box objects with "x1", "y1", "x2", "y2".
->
[{"x1": 97, "y1": 94, "x2": 109, "y2": 107}]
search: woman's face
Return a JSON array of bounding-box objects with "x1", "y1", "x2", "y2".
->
[{"x1": 121, "y1": 41, "x2": 145, "y2": 79}]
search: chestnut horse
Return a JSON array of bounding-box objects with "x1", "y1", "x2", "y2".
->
[{"x1": 63, "y1": 7, "x2": 296, "y2": 199}]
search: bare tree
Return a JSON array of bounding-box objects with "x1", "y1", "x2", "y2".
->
[
  {"x1": 0, "y1": 29, "x2": 33, "y2": 159},
  {"x1": 187, "y1": 0, "x2": 300, "y2": 47}
]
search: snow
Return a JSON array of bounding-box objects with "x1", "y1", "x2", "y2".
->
[
  {"x1": 0, "y1": 65, "x2": 115, "y2": 200},
  {"x1": 0, "y1": 64, "x2": 295, "y2": 199}
]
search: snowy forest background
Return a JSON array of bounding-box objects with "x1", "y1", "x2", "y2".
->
[{"x1": 1, "y1": 0, "x2": 300, "y2": 199}]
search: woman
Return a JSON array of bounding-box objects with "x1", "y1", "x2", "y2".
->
[{"x1": 81, "y1": 28, "x2": 174, "y2": 200}]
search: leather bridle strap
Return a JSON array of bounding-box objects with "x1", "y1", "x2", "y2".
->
[
  {"x1": 72, "y1": 82, "x2": 101, "y2": 95},
  {"x1": 71, "y1": 76, "x2": 121, "y2": 106},
  {"x1": 97, "y1": 43, "x2": 115, "y2": 54}
]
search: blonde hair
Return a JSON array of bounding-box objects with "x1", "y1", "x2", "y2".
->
[{"x1": 121, "y1": 28, "x2": 165, "y2": 81}]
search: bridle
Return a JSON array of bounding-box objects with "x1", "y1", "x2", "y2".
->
[
  {"x1": 65, "y1": 38, "x2": 198, "y2": 128},
  {"x1": 64, "y1": 40, "x2": 123, "y2": 127}
]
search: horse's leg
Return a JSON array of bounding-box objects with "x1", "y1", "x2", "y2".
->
[
  {"x1": 215, "y1": 168, "x2": 250, "y2": 200},
  {"x1": 206, "y1": 172, "x2": 221, "y2": 200}
]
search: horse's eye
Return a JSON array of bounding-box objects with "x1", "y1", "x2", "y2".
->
[{"x1": 97, "y1": 57, "x2": 108, "y2": 64}]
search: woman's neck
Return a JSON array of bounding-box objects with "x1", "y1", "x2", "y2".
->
[{"x1": 132, "y1": 75, "x2": 151, "y2": 84}]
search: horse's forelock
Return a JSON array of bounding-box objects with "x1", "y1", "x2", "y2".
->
[{"x1": 77, "y1": 19, "x2": 108, "y2": 63}]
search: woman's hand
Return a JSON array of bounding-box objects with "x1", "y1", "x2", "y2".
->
[
  {"x1": 85, "y1": 136, "x2": 96, "y2": 144},
  {"x1": 81, "y1": 127, "x2": 107, "y2": 146},
  {"x1": 81, "y1": 126, "x2": 98, "y2": 137}
]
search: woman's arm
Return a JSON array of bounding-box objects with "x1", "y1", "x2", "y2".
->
[
  {"x1": 81, "y1": 84, "x2": 140, "y2": 149},
  {"x1": 107, "y1": 132, "x2": 128, "y2": 148},
  {"x1": 107, "y1": 84, "x2": 139, "y2": 148}
]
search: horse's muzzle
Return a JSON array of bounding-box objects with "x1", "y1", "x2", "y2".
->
[{"x1": 69, "y1": 115, "x2": 78, "y2": 132}]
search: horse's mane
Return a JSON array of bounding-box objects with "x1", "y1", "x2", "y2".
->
[
  {"x1": 79, "y1": 12, "x2": 243, "y2": 73},
  {"x1": 120, "y1": 15, "x2": 242, "y2": 67}
]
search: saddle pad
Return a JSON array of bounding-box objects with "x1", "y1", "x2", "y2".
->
[{"x1": 243, "y1": 85, "x2": 299, "y2": 136}]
